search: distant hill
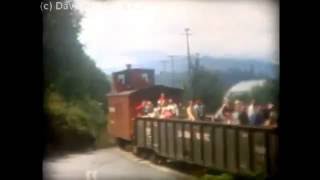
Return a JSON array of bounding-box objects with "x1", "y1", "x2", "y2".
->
[
  {"x1": 104, "y1": 55, "x2": 276, "y2": 77},
  {"x1": 103, "y1": 55, "x2": 278, "y2": 88}
]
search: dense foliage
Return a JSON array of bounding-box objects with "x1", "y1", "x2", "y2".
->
[
  {"x1": 43, "y1": 1, "x2": 110, "y2": 150},
  {"x1": 228, "y1": 79, "x2": 279, "y2": 106},
  {"x1": 217, "y1": 67, "x2": 271, "y2": 88},
  {"x1": 183, "y1": 66, "x2": 226, "y2": 113}
]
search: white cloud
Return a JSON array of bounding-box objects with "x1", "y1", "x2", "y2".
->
[{"x1": 75, "y1": 0, "x2": 278, "y2": 70}]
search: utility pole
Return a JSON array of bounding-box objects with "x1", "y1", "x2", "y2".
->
[
  {"x1": 193, "y1": 53, "x2": 200, "y2": 98},
  {"x1": 183, "y1": 28, "x2": 194, "y2": 98},
  {"x1": 169, "y1": 55, "x2": 175, "y2": 87},
  {"x1": 161, "y1": 60, "x2": 169, "y2": 85},
  {"x1": 195, "y1": 53, "x2": 200, "y2": 71},
  {"x1": 184, "y1": 28, "x2": 192, "y2": 76},
  {"x1": 161, "y1": 60, "x2": 168, "y2": 72}
]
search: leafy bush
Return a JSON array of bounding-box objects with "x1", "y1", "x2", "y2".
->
[{"x1": 45, "y1": 90, "x2": 106, "y2": 148}]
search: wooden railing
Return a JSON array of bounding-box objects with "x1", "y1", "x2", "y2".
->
[{"x1": 134, "y1": 117, "x2": 278, "y2": 176}]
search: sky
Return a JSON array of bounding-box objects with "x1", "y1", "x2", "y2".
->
[{"x1": 75, "y1": 0, "x2": 279, "y2": 72}]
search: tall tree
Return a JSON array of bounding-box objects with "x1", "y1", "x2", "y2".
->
[
  {"x1": 43, "y1": 0, "x2": 110, "y2": 150},
  {"x1": 43, "y1": 0, "x2": 110, "y2": 102},
  {"x1": 184, "y1": 66, "x2": 226, "y2": 113}
]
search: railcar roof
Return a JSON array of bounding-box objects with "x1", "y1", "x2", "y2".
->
[
  {"x1": 112, "y1": 68, "x2": 154, "y2": 74},
  {"x1": 106, "y1": 85, "x2": 183, "y2": 97}
]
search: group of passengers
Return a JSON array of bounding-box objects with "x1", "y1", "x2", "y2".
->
[
  {"x1": 214, "y1": 99, "x2": 278, "y2": 127},
  {"x1": 136, "y1": 92, "x2": 277, "y2": 127},
  {"x1": 136, "y1": 92, "x2": 207, "y2": 121},
  {"x1": 135, "y1": 93, "x2": 180, "y2": 119},
  {"x1": 185, "y1": 99, "x2": 206, "y2": 121}
]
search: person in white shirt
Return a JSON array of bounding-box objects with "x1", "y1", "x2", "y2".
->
[
  {"x1": 167, "y1": 98, "x2": 179, "y2": 118},
  {"x1": 187, "y1": 101, "x2": 196, "y2": 121},
  {"x1": 231, "y1": 100, "x2": 241, "y2": 125},
  {"x1": 247, "y1": 99, "x2": 256, "y2": 124}
]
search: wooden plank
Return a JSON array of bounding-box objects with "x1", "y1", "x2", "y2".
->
[
  {"x1": 184, "y1": 123, "x2": 192, "y2": 162},
  {"x1": 160, "y1": 121, "x2": 167, "y2": 156},
  {"x1": 235, "y1": 129, "x2": 240, "y2": 173},
  {"x1": 136, "y1": 119, "x2": 145, "y2": 147},
  {"x1": 153, "y1": 121, "x2": 159, "y2": 152},
  {"x1": 203, "y1": 126, "x2": 213, "y2": 167},
  {"x1": 239, "y1": 130, "x2": 250, "y2": 174},
  {"x1": 253, "y1": 132, "x2": 267, "y2": 173},
  {"x1": 226, "y1": 128, "x2": 237, "y2": 173},
  {"x1": 168, "y1": 122, "x2": 175, "y2": 158},
  {"x1": 176, "y1": 123, "x2": 184, "y2": 160},
  {"x1": 249, "y1": 131, "x2": 255, "y2": 172},
  {"x1": 145, "y1": 120, "x2": 152, "y2": 148},
  {"x1": 173, "y1": 122, "x2": 177, "y2": 159},
  {"x1": 214, "y1": 127, "x2": 224, "y2": 170},
  {"x1": 193, "y1": 125, "x2": 202, "y2": 165}
]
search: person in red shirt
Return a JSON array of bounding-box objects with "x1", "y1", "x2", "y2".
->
[
  {"x1": 136, "y1": 100, "x2": 147, "y2": 116},
  {"x1": 163, "y1": 108, "x2": 173, "y2": 119},
  {"x1": 157, "y1": 92, "x2": 166, "y2": 107}
]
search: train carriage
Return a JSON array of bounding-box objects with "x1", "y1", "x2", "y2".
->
[
  {"x1": 107, "y1": 65, "x2": 183, "y2": 145},
  {"x1": 107, "y1": 85, "x2": 183, "y2": 143},
  {"x1": 107, "y1": 66, "x2": 278, "y2": 178}
]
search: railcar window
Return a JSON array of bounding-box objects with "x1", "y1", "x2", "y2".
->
[
  {"x1": 142, "y1": 73, "x2": 149, "y2": 82},
  {"x1": 117, "y1": 74, "x2": 125, "y2": 84}
]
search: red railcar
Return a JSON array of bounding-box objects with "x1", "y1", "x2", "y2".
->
[
  {"x1": 111, "y1": 64, "x2": 155, "y2": 92},
  {"x1": 107, "y1": 65, "x2": 183, "y2": 143}
]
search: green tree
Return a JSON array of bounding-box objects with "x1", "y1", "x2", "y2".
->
[
  {"x1": 43, "y1": 0, "x2": 111, "y2": 150},
  {"x1": 251, "y1": 79, "x2": 279, "y2": 105},
  {"x1": 184, "y1": 67, "x2": 226, "y2": 113},
  {"x1": 228, "y1": 79, "x2": 279, "y2": 106},
  {"x1": 43, "y1": 1, "x2": 110, "y2": 102}
]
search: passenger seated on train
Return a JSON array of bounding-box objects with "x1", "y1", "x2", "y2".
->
[
  {"x1": 150, "y1": 100, "x2": 163, "y2": 118},
  {"x1": 262, "y1": 103, "x2": 274, "y2": 120},
  {"x1": 144, "y1": 101, "x2": 154, "y2": 115},
  {"x1": 178, "y1": 102, "x2": 185, "y2": 118},
  {"x1": 213, "y1": 107, "x2": 223, "y2": 122},
  {"x1": 136, "y1": 100, "x2": 147, "y2": 116},
  {"x1": 263, "y1": 104, "x2": 278, "y2": 127},
  {"x1": 231, "y1": 100, "x2": 241, "y2": 125},
  {"x1": 238, "y1": 103, "x2": 249, "y2": 125},
  {"x1": 229, "y1": 100, "x2": 250, "y2": 125},
  {"x1": 251, "y1": 105, "x2": 265, "y2": 126},
  {"x1": 215, "y1": 99, "x2": 234, "y2": 124},
  {"x1": 247, "y1": 99, "x2": 256, "y2": 123},
  {"x1": 164, "y1": 108, "x2": 174, "y2": 119},
  {"x1": 167, "y1": 98, "x2": 179, "y2": 117},
  {"x1": 264, "y1": 110, "x2": 278, "y2": 127},
  {"x1": 193, "y1": 100, "x2": 199, "y2": 120},
  {"x1": 151, "y1": 106, "x2": 161, "y2": 118},
  {"x1": 213, "y1": 101, "x2": 224, "y2": 122},
  {"x1": 159, "y1": 100, "x2": 173, "y2": 119},
  {"x1": 195, "y1": 99, "x2": 206, "y2": 121},
  {"x1": 186, "y1": 100, "x2": 196, "y2": 121},
  {"x1": 223, "y1": 101, "x2": 234, "y2": 124},
  {"x1": 157, "y1": 92, "x2": 166, "y2": 106}
]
